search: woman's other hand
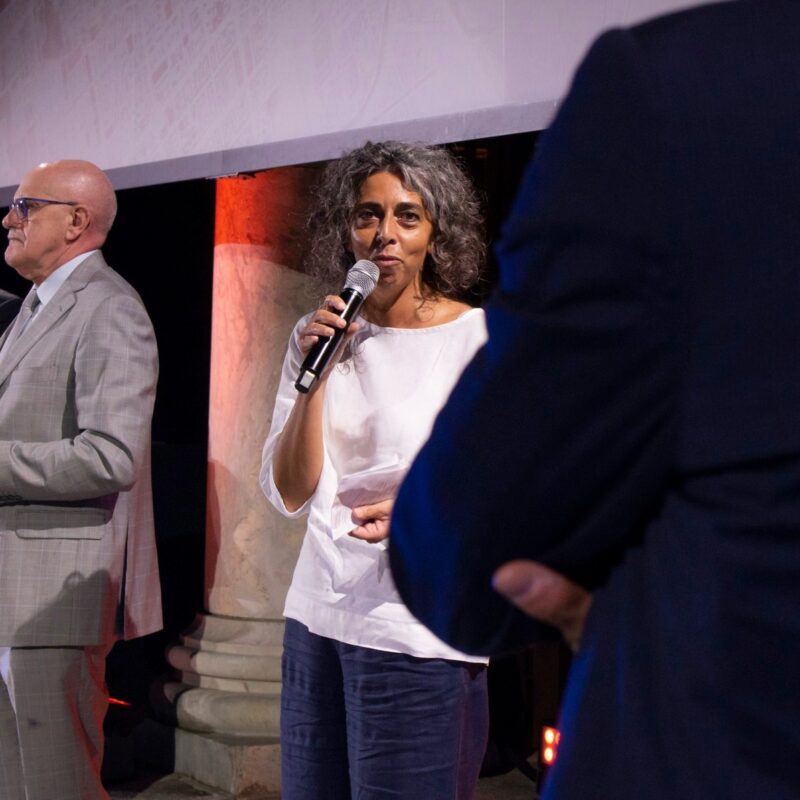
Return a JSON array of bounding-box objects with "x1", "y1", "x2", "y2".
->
[{"x1": 349, "y1": 498, "x2": 394, "y2": 543}]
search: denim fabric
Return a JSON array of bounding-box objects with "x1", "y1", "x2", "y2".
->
[{"x1": 281, "y1": 618, "x2": 489, "y2": 799}]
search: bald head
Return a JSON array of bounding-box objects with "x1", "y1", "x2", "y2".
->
[
  {"x1": 2, "y1": 159, "x2": 118, "y2": 284},
  {"x1": 31, "y1": 160, "x2": 117, "y2": 244}
]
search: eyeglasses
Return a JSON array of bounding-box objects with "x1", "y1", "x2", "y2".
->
[{"x1": 7, "y1": 196, "x2": 79, "y2": 222}]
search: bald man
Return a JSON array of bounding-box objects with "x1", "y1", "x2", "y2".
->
[{"x1": 0, "y1": 161, "x2": 161, "y2": 800}]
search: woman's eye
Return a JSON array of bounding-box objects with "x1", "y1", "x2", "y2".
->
[{"x1": 399, "y1": 212, "x2": 420, "y2": 223}]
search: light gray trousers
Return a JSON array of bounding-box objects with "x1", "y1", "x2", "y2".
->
[{"x1": 0, "y1": 645, "x2": 110, "y2": 800}]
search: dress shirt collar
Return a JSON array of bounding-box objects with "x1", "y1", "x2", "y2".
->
[{"x1": 35, "y1": 250, "x2": 97, "y2": 308}]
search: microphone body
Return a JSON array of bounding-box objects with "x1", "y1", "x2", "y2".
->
[{"x1": 295, "y1": 260, "x2": 379, "y2": 393}]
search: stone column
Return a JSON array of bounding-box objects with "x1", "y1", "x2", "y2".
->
[{"x1": 158, "y1": 166, "x2": 320, "y2": 795}]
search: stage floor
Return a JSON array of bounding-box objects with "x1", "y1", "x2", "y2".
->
[{"x1": 108, "y1": 765, "x2": 539, "y2": 799}]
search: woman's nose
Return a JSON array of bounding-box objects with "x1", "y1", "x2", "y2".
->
[{"x1": 376, "y1": 218, "x2": 396, "y2": 245}]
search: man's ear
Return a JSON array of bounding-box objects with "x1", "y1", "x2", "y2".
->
[{"x1": 65, "y1": 205, "x2": 90, "y2": 242}]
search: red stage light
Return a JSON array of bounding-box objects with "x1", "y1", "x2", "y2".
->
[
  {"x1": 541, "y1": 725, "x2": 561, "y2": 766},
  {"x1": 107, "y1": 697, "x2": 131, "y2": 707}
]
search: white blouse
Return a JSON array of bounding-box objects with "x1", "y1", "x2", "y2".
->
[{"x1": 260, "y1": 307, "x2": 488, "y2": 662}]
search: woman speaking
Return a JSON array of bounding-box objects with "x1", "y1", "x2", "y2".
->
[{"x1": 261, "y1": 140, "x2": 489, "y2": 799}]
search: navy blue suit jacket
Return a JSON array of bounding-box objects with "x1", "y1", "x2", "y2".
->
[{"x1": 390, "y1": 2, "x2": 800, "y2": 797}]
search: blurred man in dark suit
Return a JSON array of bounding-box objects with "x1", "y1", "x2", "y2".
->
[
  {"x1": 390, "y1": 2, "x2": 800, "y2": 798},
  {"x1": 0, "y1": 289, "x2": 20, "y2": 333}
]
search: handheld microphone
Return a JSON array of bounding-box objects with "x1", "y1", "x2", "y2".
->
[{"x1": 295, "y1": 259, "x2": 380, "y2": 393}]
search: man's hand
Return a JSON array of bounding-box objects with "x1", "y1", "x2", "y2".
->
[
  {"x1": 493, "y1": 560, "x2": 592, "y2": 652},
  {"x1": 348, "y1": 498, "x2": 394, "y2": 543}
]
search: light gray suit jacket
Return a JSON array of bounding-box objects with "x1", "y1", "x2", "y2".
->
[{"x1": 0, "y1": 252, "x2": 162, "y2": 646}]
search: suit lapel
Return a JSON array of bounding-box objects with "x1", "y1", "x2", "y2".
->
[{"x1": 0, "y1": 253, "x2": 104, "y2": 387}]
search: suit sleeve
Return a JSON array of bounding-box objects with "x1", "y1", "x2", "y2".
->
[
  {"x1": 0, "y1": 292, "x2": 158, "y2": 502},
  {"x1": 390, "y1": 28, "x2": 680, "y2": 655}
]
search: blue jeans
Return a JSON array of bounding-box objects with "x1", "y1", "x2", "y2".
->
[{"x1": 281, "y1": 618, "x2": 489, "y2": 799}]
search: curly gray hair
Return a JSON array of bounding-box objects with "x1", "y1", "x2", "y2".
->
[{"x1": 304, "y1": 140, "x2": 486, "y2": 299}]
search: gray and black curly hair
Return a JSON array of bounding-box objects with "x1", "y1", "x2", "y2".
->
[{"x1": 304, "y1": 140, "x2": 486, "y2": 299}]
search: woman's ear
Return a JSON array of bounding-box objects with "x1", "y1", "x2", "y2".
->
[{"x1": 426, "y1": 222, "x2": 437, "y2": 254}]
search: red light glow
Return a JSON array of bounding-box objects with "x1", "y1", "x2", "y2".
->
[
  {"x1": 108, "y1": 697, "x2": 131, "y2": 707},
  {"x1": 541, "y1": 726, "x2": 561, "y2": 767}
]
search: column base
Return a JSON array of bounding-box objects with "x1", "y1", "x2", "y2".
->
[
  {"x1": 149, "y1": 611, "x2": 284, "y2": 793},
  {"x1": 134, "y1": 717, "x2": 281, "y2": 797},
  {"x1": 161, "y1": 612, "x2": 284, "y2": 736}
]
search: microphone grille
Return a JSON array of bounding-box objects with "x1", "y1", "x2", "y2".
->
[{"x1": 345, "y1": 259, "x2": 380, "y2": 297}]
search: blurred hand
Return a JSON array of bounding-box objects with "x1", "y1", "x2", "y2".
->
[
  {"x1": 492, "y1": 560, "x2": 592, "y2": 652},
  {"x1": 348, "y1": 498, "x2": 394, "y2": 543}
]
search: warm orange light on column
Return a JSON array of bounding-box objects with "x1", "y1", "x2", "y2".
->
[
  {"x1": 215, "y1": 169, "x2": 313, "y2": 263},
  {"x1": 206, "y1": 165, "x2": 319, "y2": 619}
]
